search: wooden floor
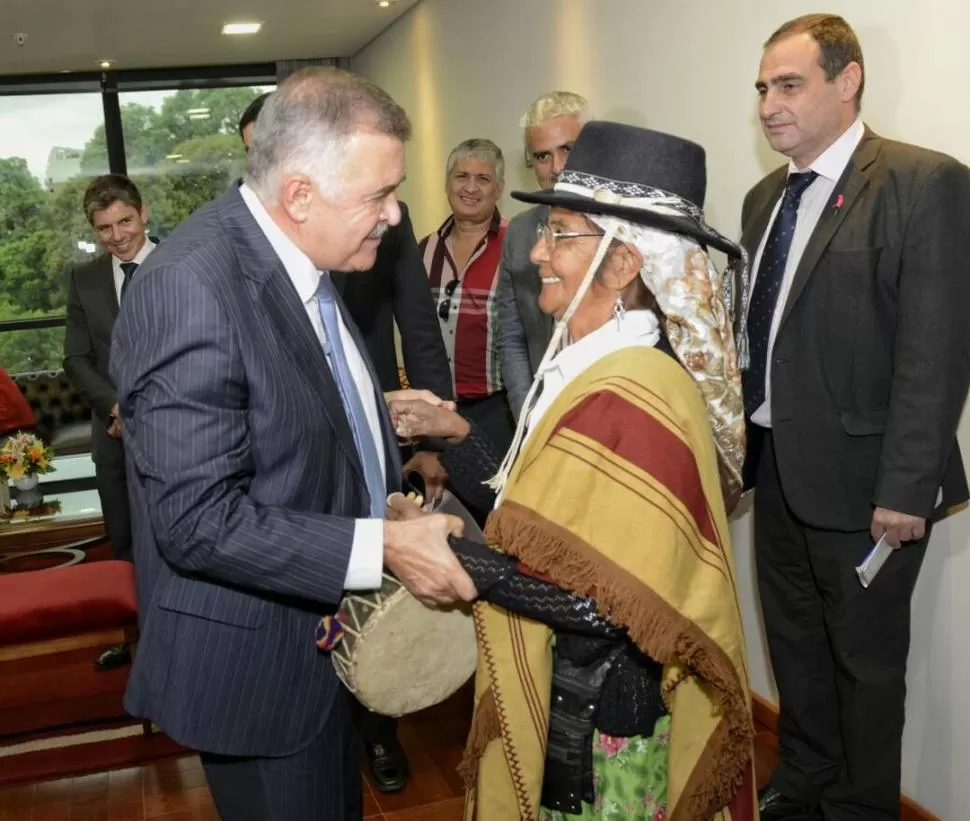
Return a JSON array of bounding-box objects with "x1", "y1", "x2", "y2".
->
[{"x1": 0, "y1": 692, "x2": 778, "y2": 821}]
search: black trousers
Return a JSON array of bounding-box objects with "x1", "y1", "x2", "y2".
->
[
  {"x1": 357, "y1": 699, "x2": 397, "y2": 747},
  {"x1": 200, "y1": 690, "x2": 362, "y2": 821},
  {"x1": 755, "y1": 431, "x2": 926, "y2": 821},
  {"x1": 94, "y1": 457, "x2": 132, "y2": 562}
]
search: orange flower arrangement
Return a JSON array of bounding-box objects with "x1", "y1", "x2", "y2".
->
[{"x1": 0, "y1": 432, "x2": 54, "y2": 481}]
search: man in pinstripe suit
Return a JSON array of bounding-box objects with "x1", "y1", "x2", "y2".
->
[{"x1": 110, "y1": 68, "x2": 476, "y2": 821}]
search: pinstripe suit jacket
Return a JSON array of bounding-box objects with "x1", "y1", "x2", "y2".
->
[{"x1": 110, "y1": 183, "x2": 401, "y2": 756}]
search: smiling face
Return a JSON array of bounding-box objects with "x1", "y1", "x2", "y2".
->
[
  {"x1": 279, "y1": 131, "x2": 405, "y2": 272},
  {"x1": 529, "y1": 207, "x2": 643, "y2": 339},
  {"x1": 756, "y1": 32, "x2": 861, "y2": 169},
  {"x1": 446, "y1": 157, "x2": 504, "y2": 223},
  {"x1": 91, "y1": 200, "x2": 149, "y2": 262}
]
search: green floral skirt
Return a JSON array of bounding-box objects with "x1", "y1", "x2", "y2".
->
[{"x1": 539, "y1": 715, "x2": 671, "y2": 821}]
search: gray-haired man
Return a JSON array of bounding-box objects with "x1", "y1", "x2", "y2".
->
[
  {"x1": 497, "y1": 91, "x2": 588, "y2": 419},
  {"x1": 111, "y1": 67, "x2": 474, "y2": 821}
]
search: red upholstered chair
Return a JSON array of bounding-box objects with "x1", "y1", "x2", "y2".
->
[{"x1": 0, "y1": 561, "x2": 137, "y2": 663}]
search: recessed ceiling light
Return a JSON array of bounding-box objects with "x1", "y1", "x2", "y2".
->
[
  {"x1": 378, "y1": 0, "x2": 395, "y2": 6},
  {"x1": 222, "y1": 22, "x2": 261, "y2": 35},
  {"x1": 98, "y1": 60, "x2": 113, "y2": 69}
]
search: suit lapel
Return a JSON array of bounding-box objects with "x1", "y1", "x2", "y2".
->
[
  {"x1": 779, "y1": 131, "x2": 882, "y2": 329},
  {"x1": 263, "y1": 267, "x2": 366, "y2": 485},
  {"x1": 741, "y1": 173, "x2": 786, "y2": 261},
  {"x1": 336, "y1": 296, "x2": 403, "y2": 492},
  {"x1": 95, "y1": 256, "x2": 120, "y2": 325},
  {"x1": 219, "y1": 187, "x2": 365, "y2": 484}
]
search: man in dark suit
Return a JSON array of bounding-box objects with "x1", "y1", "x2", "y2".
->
[
  {"x1": 497, "y1": 91, "x2": 586, "y2": 420},
  {"x1": 64, "y1": 174, "x2": 155, "y2": 671},
  {"x1": 332, "y1": 203, "x2": 452, "y2": 793},
  {"x1": 110, "y1": 68, "x2": 476, "y2": 821},
  {"x1": 239, "y1": 91, "x2": 271, "y2": 152},
  {"x1": 333, "y1": 203, "x2": 452, "y2": 400},
  {"x1": 742, "y1": 15, "x2": 970, "y2": 821}
]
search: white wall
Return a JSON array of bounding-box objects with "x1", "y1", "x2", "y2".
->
[{"x1": 353, "y1": 2, "x2": 970, "y2": 817}]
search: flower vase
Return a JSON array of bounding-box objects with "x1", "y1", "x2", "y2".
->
[{"x1": 13, "y1": 475, "x2": 42, "y2": 509}]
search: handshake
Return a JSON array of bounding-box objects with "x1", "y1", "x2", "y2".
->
[{"x1": 381, "y1": 389, "x2": 477, "y2": 606}]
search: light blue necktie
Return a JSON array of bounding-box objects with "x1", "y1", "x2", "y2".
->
[{"x1": 315, "y1": 275, "x2": 386, "y2": 518}]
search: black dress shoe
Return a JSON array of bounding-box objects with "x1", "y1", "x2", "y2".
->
[
  {"x1": 364, "y1": 736, "x2": 409, "y2": 793},
  {"x1": 758, "y1": 786, "x2": 823, "y2": 821},
  {"x1": 94, "y1": 644, "x2": 131, "y2": 671}
]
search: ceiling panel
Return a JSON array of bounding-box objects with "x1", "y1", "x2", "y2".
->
[{"x1": 0, "y1": 0, "x2": 418, "y2": 75}]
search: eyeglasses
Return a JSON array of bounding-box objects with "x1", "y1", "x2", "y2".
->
[
  {"x1": 438, "y1": 278, "x2": 459, "y2": 321},
  {"x1": 536, "y1": 221, "x2": 603, "y2": 249}
]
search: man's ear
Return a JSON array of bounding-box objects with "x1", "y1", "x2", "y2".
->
[{"x1": 279, "y1": 174, "x2": 315, "y2": 224}]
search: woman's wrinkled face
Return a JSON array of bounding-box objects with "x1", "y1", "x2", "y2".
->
[{"x1": 530, "y1": 207, "x2": 606, "y2": 320}]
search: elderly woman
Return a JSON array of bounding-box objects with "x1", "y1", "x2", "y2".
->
[{"x1": 390, "y1": 122, "x2": 755, "y2": 821}]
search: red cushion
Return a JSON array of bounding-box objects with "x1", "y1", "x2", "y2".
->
[{"x1": 0, "y1": 561, "x2": 137, "y2": 645}]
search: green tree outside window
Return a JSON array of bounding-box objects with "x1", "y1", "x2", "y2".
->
[{"x1": 0, "y1": 85, "x2": 269, "y2": 374}]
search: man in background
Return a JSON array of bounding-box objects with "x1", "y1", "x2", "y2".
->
[
  {"x1": 64, "y1": 173, "x2": 155, "y2": 671},
  {"x1": 497, "y1": 91, "x2": 587, "y2": 420},
  {"x1": 742, "y1": 14, "x2": 970, "y2": 821},
  {"x1": 420, "y1": 138, "x2": 512, "y2": 453},
  {"x1": 238, "y1": 92, "x2": 271, "y2": 151}
]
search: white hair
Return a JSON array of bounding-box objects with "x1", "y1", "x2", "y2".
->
[
  {"x1": 245, "y1": 67, "x2": 411, "y2": 202},
  {"x1": 445, "y1": 138, "x2": 505, "y2": 183},
  {"x1": 519, "y1": 91, "x2": 589, "y2": 130}
]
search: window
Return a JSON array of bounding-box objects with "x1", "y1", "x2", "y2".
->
[
  {"x1": 0, "y1": 69, "x2": 275, "y2": 376},
  {"x1": 117, "y1": 85, "x2": 274, "y2": 241},
  {"x1": 0, "y1": 93, "x2": 108, "y2": 372}
]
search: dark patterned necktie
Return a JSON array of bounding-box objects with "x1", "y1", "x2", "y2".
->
[
  {"x1": 743, "y1": 171, "x2": 818, "y2": 416},
  {"x1": 119, "y1": 262, "x2": 139, "y2": 303}
]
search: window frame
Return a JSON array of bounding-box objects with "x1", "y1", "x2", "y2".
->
[{"x1": 0, "y1": 63, "x2": 277, "y2": 337}]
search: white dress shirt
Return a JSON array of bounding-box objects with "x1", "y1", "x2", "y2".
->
[
  {"x1": 749, "y1": 117, "x2": 865, "y2": 427},
  {"x1": 111, "y1": 239, "x2": 156, "y2": 304},
  {"x1": 240, "y1": 183, "x2": 385, "y2": 590},
  {"x1": 523, "y1": 309, "x2": 662, "y2": 446}
]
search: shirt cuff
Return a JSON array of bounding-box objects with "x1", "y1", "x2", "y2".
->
[{"x1": 343, "y1": 518, "x2": 384, "y2": 590}]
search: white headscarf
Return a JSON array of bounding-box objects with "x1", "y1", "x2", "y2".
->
[{"x1": 489, "y1": 215, "x2": 744, "y2": 505}]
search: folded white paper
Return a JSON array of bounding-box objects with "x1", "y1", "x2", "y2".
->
[{"x1": 855, "y1": 535, "x2": 894, "y2": 588}]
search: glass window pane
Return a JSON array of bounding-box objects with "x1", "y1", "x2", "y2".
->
[
  {"x1": 119, "y1": 86, "x2": 275, "y2": 241},
  {"x1": 0, "y1": 93, "x2": 108, "y2": 373},
  {"x1": 0, "y1": 326, "x2": 65, "y2": 374}
]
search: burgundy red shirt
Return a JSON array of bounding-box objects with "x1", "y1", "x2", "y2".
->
[{"x1": 419, "y1": 210, "x2": 508, "y2": 399}]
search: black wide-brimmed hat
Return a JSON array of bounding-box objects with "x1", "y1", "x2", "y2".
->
[{"x1": 512, "y1": 121, "x2": 739, "y2": 257}]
